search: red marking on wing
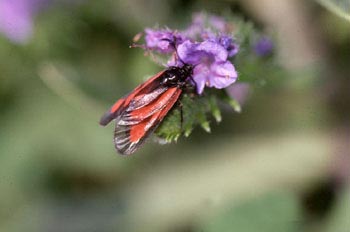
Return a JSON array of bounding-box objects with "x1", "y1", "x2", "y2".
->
[
  {"x1": 122, "y1": 70, "x2": 166, "y2": 107},
  {"x1": 114, "y1": 88, "x2": 182, "y2": 155},
  {"x1": 129, "y1": 88, "x2": 178, "y2": 122},
  {"x1": 100, "y1": 99, "x2": 125, "y2": 126},
  {"x1": 99, "y1": 70, "x2": 166, "y2": 126},
  {"x1": 157, "y1": 88, "x2": 182, "y2": 120},
  {"x1": 128, "y1": 88, "x2": 179, "y2": 142},
  {"x1": 129, "y1": 117, "x2": 152, "y2": 143},
  {"x1": 111, "y1": 99, "x2": 125, "y2": 113}
]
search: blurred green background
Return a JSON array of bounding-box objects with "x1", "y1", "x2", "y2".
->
[{"x1": 0, "y1": 0, "x2": 349, "y2": 232}]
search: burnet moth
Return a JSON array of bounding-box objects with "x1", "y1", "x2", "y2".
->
[{"x1": 100, "y1": 62, "x2": 194, "y2": 155}]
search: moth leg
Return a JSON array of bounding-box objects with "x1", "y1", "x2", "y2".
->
[
  {"x1": 178, "y1": 100, "x2": 184, "y2": 133},
  {"x1": 180, "y1": 102, "x2": 184, "y2": 132},
  {"x1": 184, "y1": 76, "x2": 198, "y2": 96}
]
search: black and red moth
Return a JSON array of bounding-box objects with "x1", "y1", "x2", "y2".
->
[{"x1": 99, "y1": 64, "x2": 194, "y2": 155}]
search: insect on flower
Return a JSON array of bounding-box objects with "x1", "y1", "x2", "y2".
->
[
  {"x1": 100, "y1": 62, "x2": 194, "y2": 155},
  {"x1": 100, "y1": 13, "x2": 240, "y2": 155}
]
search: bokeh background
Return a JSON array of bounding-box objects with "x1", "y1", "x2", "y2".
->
[{"x1": 0, "y1": 0, "x2": 349, "y2": 231}]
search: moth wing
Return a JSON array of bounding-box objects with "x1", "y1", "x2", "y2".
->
[
  {"x1": 99, "y1": 70, "x2": 166, "y2": 126},
  {"x1": 114, "y1": 87, "x2": 182, "y2": 155}
]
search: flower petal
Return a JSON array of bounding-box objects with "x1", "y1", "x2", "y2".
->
[
  {"x1": 144, "y1": 28, "x2": 183, "y2": 53},
  {"x1": 177, "y1": 40, "x2": 202, "y2": 64},
  {"x1": 192, "y1": 63, "x2": 210, "y2": 94},
  {"x1": 209, "y1": 16, "x2": 227, "y2": 32},
  {"x1": 177, "y1": 40, "x2": 228, "y2": 65},
  {"x1": 219, "y1": 35, "x2": 239, "y2": 57},
  {"x1": 208, "y1": 61, "x2": 237, "y2": 89},
  {"x1": 196, "y1": 40, "x2": 228, "y2": 62}
]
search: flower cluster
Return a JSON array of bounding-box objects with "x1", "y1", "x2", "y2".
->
[
  {"x1": 254, "y1": 36, "x2": 273, "y2": 57},
  {"x1": 0, "y1": 0, "x2": 82, "y2": 44},
  {"x1": 138, "y1": 13, "x2": 239, "y2": 94},
  {"x1": 0, "y1": 0, "x2": 49, "y2": 44}
]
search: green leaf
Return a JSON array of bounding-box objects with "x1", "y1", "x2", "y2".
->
[
  {"x1": 208, "y1": 95, "x2": 222, "y2": 123},
  {"x1": 199, "y1": 114, "x2": 211, "y2": 133},
  {"x1": 316, "y1": 0, "x2": 350, "y2": 22},
  {"x1": 155, "y1": 93, "x2": 213, "y2": 142},
  {"x1": 155, "y1": 108, "x2": 182, "y2": 143},
  {"x1": 224, "y1": 96, "x2": 242, "y2": 113}
]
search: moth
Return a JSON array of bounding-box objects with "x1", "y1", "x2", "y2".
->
[{"x1": 100, "y1": 64, "x2": 194, "y2": 155}]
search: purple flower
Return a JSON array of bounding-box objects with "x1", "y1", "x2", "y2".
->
[
  {"x1": 184, "y1": 12, "x2": 205, "y2": 38},
  {"x1": 137, "y1": 12, "x2": 240, "y2": 94},
  {"x1": 177, "y1": 40, "x2": 237, "y2": 94},
  {"x1": 144, "y1": 28, "x2": 184, "y2": 53},
  {"x1": 184, "y1": 13, "x2": 230, "y2": 40},
  {"x1": 254, "y1": 36, "x2": 273, "y2": 56},
  {"x1": 209, "y1": 16, "x2": 227, "y2": 32},
  {"x1": 219, "y1": 35, "x2": 239, "y2": 57},
  {"x1": 0, "y1": 0, "x2": 48, "y2": 44}
]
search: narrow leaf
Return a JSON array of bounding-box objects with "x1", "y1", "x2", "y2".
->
[
  {"x1": 316, "y1": 0, "x2": 350, "y2": 22},
  {"x1": 209, "y1": 95, "x2": 222, "y2": 123}
]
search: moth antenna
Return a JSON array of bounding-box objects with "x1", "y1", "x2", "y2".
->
[
  {"x1": 161, "y1": 36, "x2": 186, "y2": 66},
  {"x1": 130, "y1": 43, "x2": 145, "y2": 49},
  {"x1": 166, "y1": 36, "x2": 201, "y2": 69},
  {"x1": 130, "y1": 44, "x2": 166, "y2": 66},
  {"x1": 172, "y1": 36, "x2": 186, "y2": 66}
]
